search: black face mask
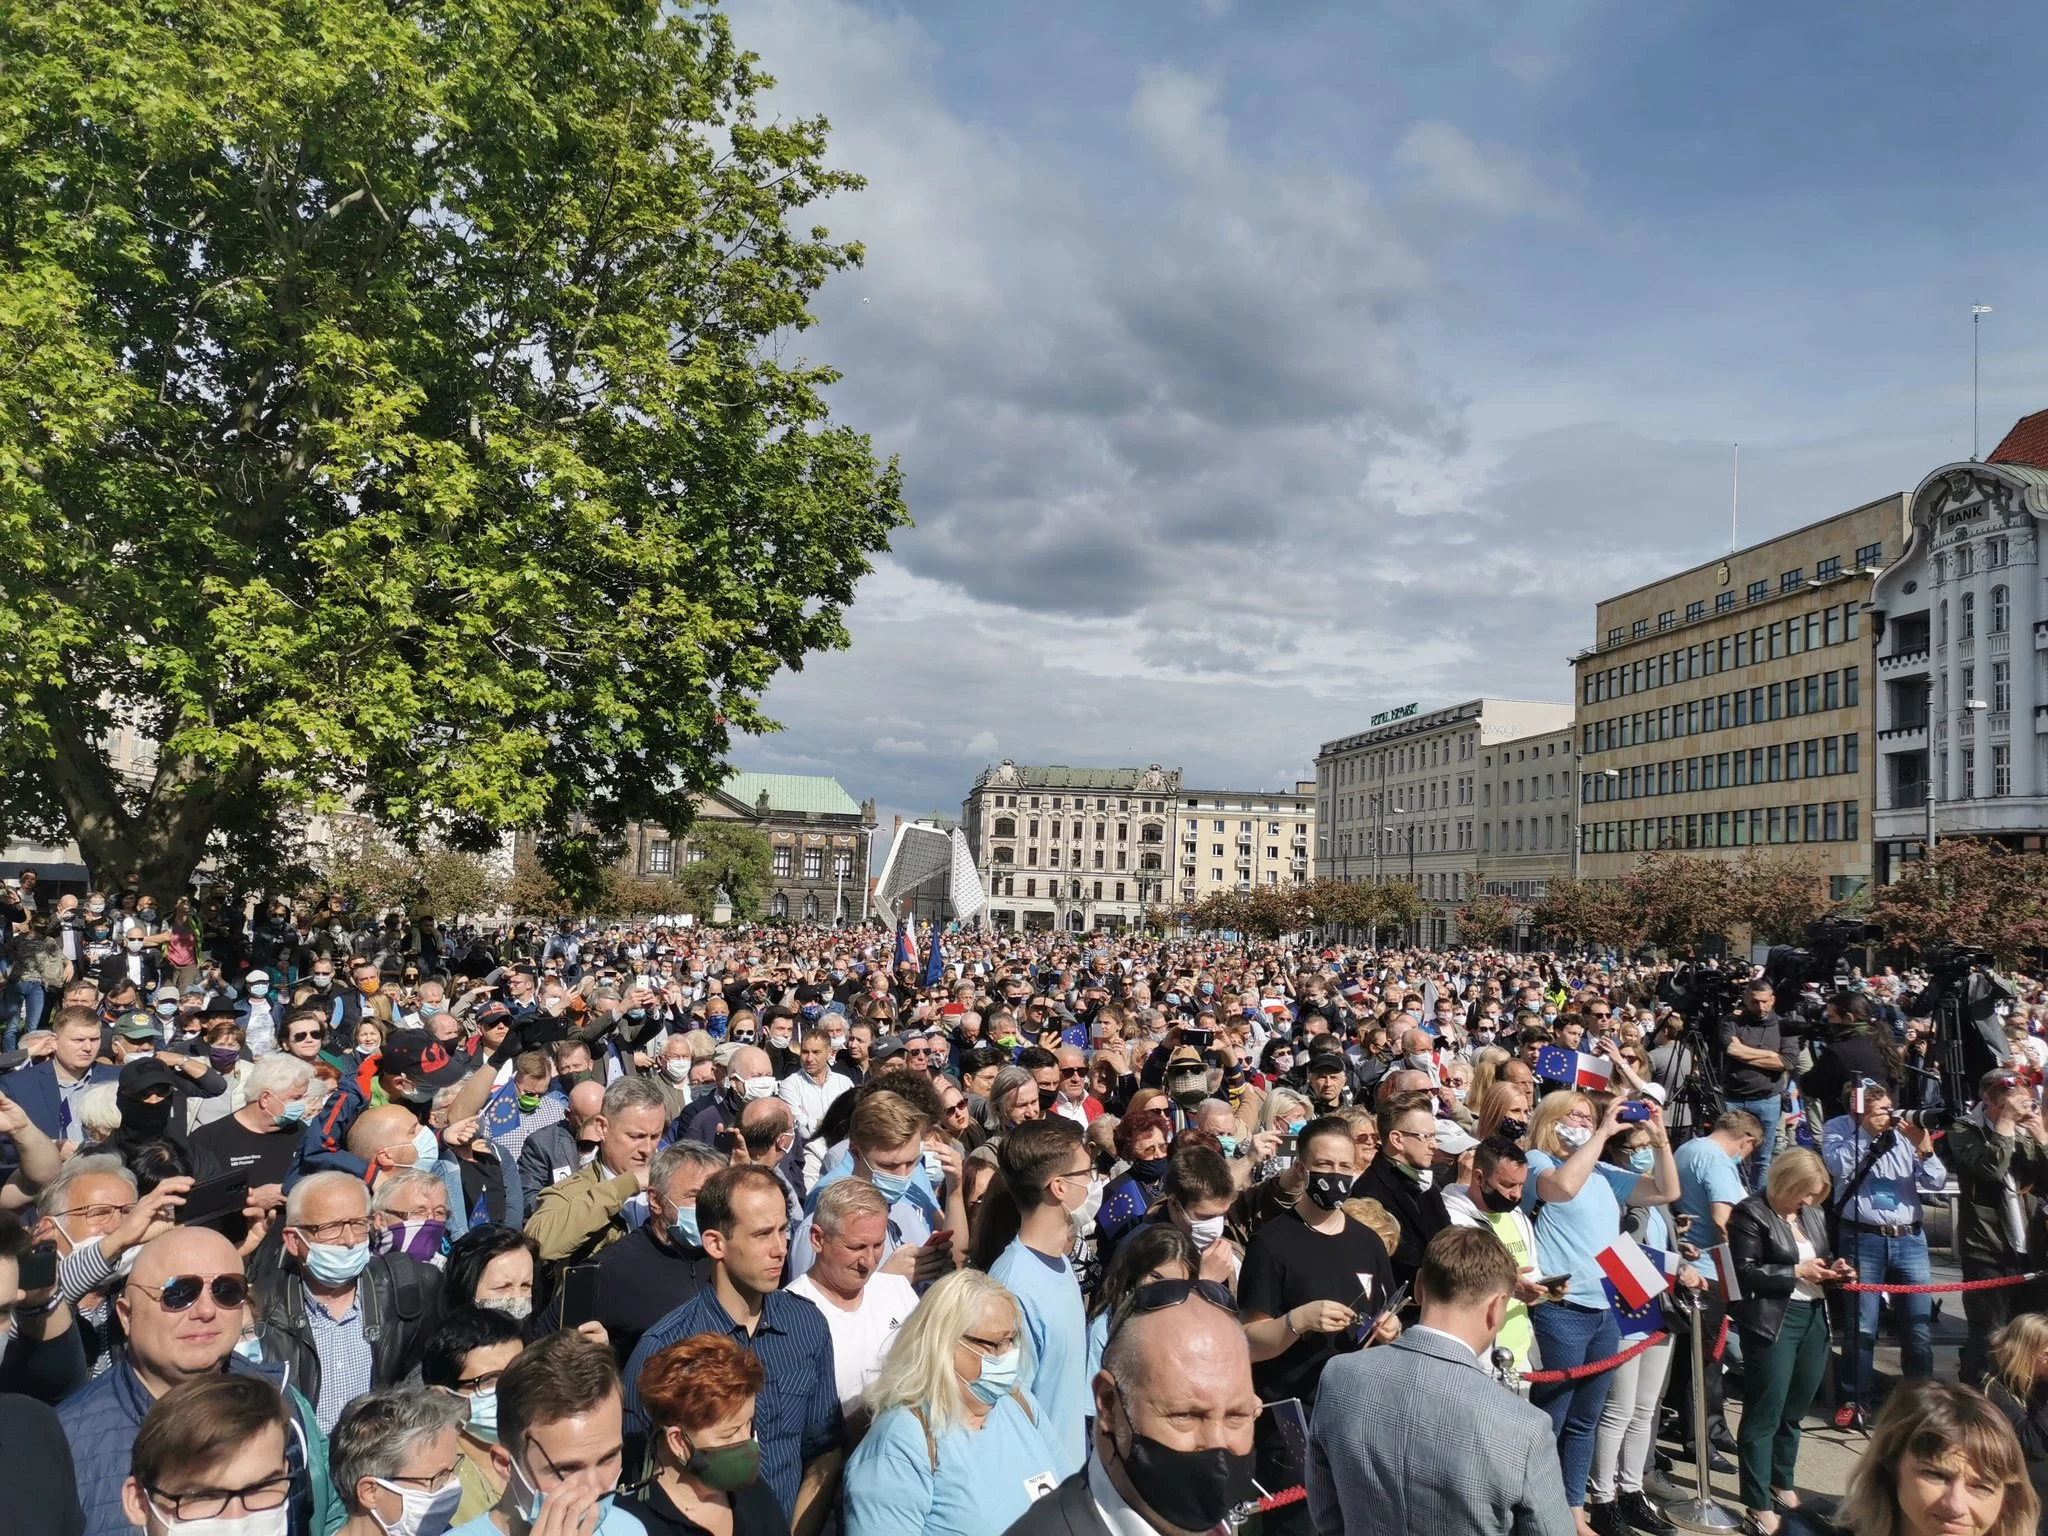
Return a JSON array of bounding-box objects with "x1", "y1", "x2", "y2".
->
[
  {"x1": 1039, "y1": 1087, "x2": 1059, "y2": 1113},
  {"x1": 120, "y1": 1094, "x2": 173, "y2": 1140},
  {"x1": 1496, "y1": 1117, "x2": 1528, "y2": 1141},
  {"x1": 1130, "y1": 1155, "x2": 1169, "y2": 1183},
  {"x1": 1306, "y1": 1171, "x2": 1355, "y2": 1210},
  {"x1": 1481, "y1": 1186, "x2": 1522, "y2": 1214},
  {"x1": 1112, "y1": 1390, "x2": 1254, "y2": 1533}
]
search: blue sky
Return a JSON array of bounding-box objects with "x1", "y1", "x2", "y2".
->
[{"x1": 729, "y1": 0, "x2": 2048, "y2": 834}]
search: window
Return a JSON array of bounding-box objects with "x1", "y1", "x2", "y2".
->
[
  {"x1": 1995, "y1": 660, "x2": 2012, "y2": 711},
  {"x1": 1686, "y1": 600, "x2": 1705, "y2": 622},
  {"x1": 1816, "y1": 555, "x2": 1841, "y2": 580},
  {"x1": 994, "y1": 816, "x2": 1015, "y2": 838},
  {"x1": 1747, "y1": 579, "x2": 1769, "y2": 604},
  {"x1": 1856, "y1": 541, "x2": 1884, "y2": 568},
  {"x1": 1990, "y1": 536, "x2": 2010, "y2": 567},
  {"x1": 1633, "y1": 618, "x2": 1649, "y2": 639},
  {"x1": 1959, "y1": 544, "x2": 1975, "y2": 577},
  {"x1": 772, "y1": 846, "x2": 792, "y2": 878},
  {"x1": 1962, "y1": 591, "x2": 1976, "y2": 638},
  {"x1": 1607, "y1": 626, "x2": 1624, "y2": 646},
  {"x1": 834, "y1": 851, "x2": 852, "y2": 878},
  {"x1": 1781, "y1": 568, "x2": 1804, "y2": 591},
  {"x1": 1993, "y1": 744, "x2": 2012, "y2": 796},
  {"x1": 1993, "y1": 586, "x2": 2010, "y2": 634},
  {"x1": 1939, "y1": 601, "x2": 1948, "y2": 645},
  {"x1": 648, "y1": 839, "x2": 673, "y2": 874},
  {"x1": 1715, "y1": 591, "x2": 1735, "y2": 614}
]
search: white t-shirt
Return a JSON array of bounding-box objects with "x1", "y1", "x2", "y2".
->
[{"x1": 788, "y1": 1271, "x2": 919, "y2": 1417}]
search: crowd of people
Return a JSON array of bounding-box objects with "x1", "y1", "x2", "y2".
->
[{"x1": 0, "y1": 870, "x2": 2045, "y2": 1536}]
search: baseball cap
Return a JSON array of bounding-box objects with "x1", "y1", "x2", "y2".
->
[
  {"x1": 151, "y1": 986, "x2": 181, "y2": 1006},
  {"x1": 112, "y1": 1012, "x2": 161, "y2": 1041},
  {"x1": 378, "y1": 1030, "x2": 469, "y2": 1090},
  {"x1": 1434, "y1": 1120, "x2": 1478, "y2": 1157},
  {"x1": 870, "y1": 1034, "x2": 909, "y2": 1066},
  {"x1": 118, "y1": 1057, "x2": 182, "y2": 1098}
]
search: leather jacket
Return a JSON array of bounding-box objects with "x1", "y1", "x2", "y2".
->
[
  {"x1": 1727, "y1": 1193, "x2": 1833, "y2": 1343},
  {"x1": 254, "y1": 1251, "x2": 442, "y2": 1406}
]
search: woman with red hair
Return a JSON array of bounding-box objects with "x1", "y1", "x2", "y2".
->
[
  {"x1": 629, "y1": 1333, "x2": 788, "y2": 1536},
  {"x1": 1092, "y1": 1107, "x2": 1172, "y2": 1264}
]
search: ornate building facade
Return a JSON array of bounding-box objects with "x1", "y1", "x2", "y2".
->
[{"x1": 961, "y1": 762, "x2": 1181, "y2": 932}]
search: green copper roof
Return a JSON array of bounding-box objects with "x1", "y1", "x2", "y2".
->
[{"x1": 722, "y1": 771, "x2": 862, "y2": 818}]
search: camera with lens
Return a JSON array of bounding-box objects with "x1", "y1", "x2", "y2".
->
[{"x1": 1895, "y1": 1107, "x2": 1955, "y2": 1132}]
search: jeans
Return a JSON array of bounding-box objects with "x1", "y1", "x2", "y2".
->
[
  {"x1": 1532, "y1": 1301, "x2": 1620, "y2": 1508},
  {"x1": 1726, "y1": 1093, "x2": 1783, "y2": 1186},
  {"x1": 1589, "y1": 1334, "x2": 1675, "y2": 1502},
  {"x1": 1737, "y1": 1302, "x2": 1830, "y2": 1514},
  {"x1": 1, "y1": 980, "x2": 42, "y2": 1052},
  {"x1": 1835, "y1": 1227, "x2": 1932, "y2": 1405}
]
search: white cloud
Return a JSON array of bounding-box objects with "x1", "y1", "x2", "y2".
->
[
  {"x1": 1394, "y1": 119, "x2": 1572, "y2": 219},
  {"x1": 961, "y1": 729, "x2": 999, "y2": 758},
  {"x1": 870, "y1": 736, "x2": 931, "y2": 757}
]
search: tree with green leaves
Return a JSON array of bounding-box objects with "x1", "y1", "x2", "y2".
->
[
  {"x1": 1622, "y1": 854, "x2": 1734, "y2": 955},
  {"x1": 0, "y1": 0, "x2": 905, "y2": 899},
  {"x1": 1454, "y1": 888, "x2": 1519, "y2": 947},
  {"x1": 675, "y1": 821, "x2": 773, "y2": 922},
  {"x1": 319, "y1": 825, "x2": 503, "y2": 918}
]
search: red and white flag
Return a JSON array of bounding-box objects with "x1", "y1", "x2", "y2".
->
[
  {"x1": 1595, "y1": 1236, "x2": 1670, "y2": 1312},
  {"x1": 1710, "y1": 1243, "x2": 1745, "y2": 1302}
]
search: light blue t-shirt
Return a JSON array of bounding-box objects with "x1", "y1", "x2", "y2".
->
[
  {"x1": 843, "y1": 1391, "x2": 1064, "y2": 1536},
  {"x1": 1522, "y1": 1148, "x2": 1639, "y2": 1310},
  {"x1": 988, "y1": 1236, "x2": 1088, "y2": 1476},
  {"x1": 1673, "y1": 1135, "x2": 1747, "y2": 1280},
  {"x1": 447, "y1": 1500, "x2": 645, "y2": 1536},
  {"x1": 1085, "y1": 1309, "x2": 1110, "y2": 1383}
]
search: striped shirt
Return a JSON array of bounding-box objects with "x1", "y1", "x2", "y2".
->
[
  {"x1": 304, "y1": 1286, "x2": 375, "y2": 1433},
  {"x1": 621, "y1": 1284, "x2": 844, "y2": 1518}
]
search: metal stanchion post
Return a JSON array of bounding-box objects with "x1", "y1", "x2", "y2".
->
[{"x1": 1667, "y1": 1292, "x2": 1741, "y2": 1533}]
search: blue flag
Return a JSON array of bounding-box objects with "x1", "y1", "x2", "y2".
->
[
  {"x1": 923, "y1": 923, "x2": 946, "y2": 987},
  {"x1": 479, "y1": 1076, "x2": 522, "y2": 1141}
]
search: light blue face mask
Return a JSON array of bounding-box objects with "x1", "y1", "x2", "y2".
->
[
  {"x1": 468, "y1": 1387, "x2": 500, "y2": 1444},
  {"x1": 234, "y1": 1333, "x2": 265, "y2": 1363},
  {"x1": 302, "y1": 1238, "x2": 371, "y2": 1285},
  {"x1": 1217, "y1": 1135, "x2": 1241, "y2": 1159},
  {"x1": 412, "y1": 1125, "x2": 440, "y2": 1166},
  {"x1": 967, "y1": 1344, "x2": 1022, "y2": 1406},
  {"x1": 511, "y1": 1454, "x2": 615, "y2": 1526},
  {"x1": 868, "y1": 1168, "x2": 914, "y2": 1204},
  {"x1": 274, "y1": 1097, "x2": 310, "y2": 1127},
  {"x1": 1626, "y1": 1146, "x2": 1656, "y2": 1175},
  {"x1": 672, "y1": 1204, "x2": 702, "y2": 1248}
]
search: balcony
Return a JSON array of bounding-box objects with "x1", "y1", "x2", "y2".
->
[
  {"x1": 2035, "y1": 619, "x2": 2048, "y2": 650},
  {"x1": 1991, "y1": 633, "x2": 2012, "y2": 659},
  {"x1": 1878, "y1": 719, "x2": 1928, "y2": 743},
  {"x1": 1290, "y1": 857, "x2": 1307, "y2": 870},
  {"x1": 1879, "y1": 646, "x2": 1930, "y2": 672},
  {"x1": 1991, "y1": 710, "x2": 2012, "y2": 735},
  {"x1": 1888, "y1": 782, "x2": 1930, "y2": 812}
]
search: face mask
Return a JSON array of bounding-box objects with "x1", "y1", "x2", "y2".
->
[
  {"x1": 1272, "y1": 1054, "x2": 1293, "y2": 1075},
  {"x1": 310, "y1": 974, "x2": 334, "y2": 990},
  {"x1": 742, "y1": 1075, "x2": 777, "y2": 1101},
  {"x1": 367, "y1": 1475, "x2": 461, "y2": 1536},
  {"x1": 209, "y1": 1045, "x2": 241, "y2": 1072},
  {"x1": 1396, "y1": 1161, "x2": 1435, "y2": 1191},
  {"x1": 1216, "y1": 1134, "x2": 1241, "y2": 1159},
  {"x1": 626, "y1": 1007, "x2": 646, "y2": 1021},
  {"x1": 248, "y1": 981, "x2": 270, "y2": 998},
  {"x1": 966, "y1": 1344, "x2": 1022, "y2": 1406},
  {"x1": 1472, "y1": 1030, "x2": 1496, "y2": 1048},
  {"x1": 1404, "y1": 1052, "x2": 1433, "y2": 1071},
  {"x1": 1111, "y1": 1392, "x2": 1255, "y2": 1534},
  {"x1": 1497, "y1": 1117, "x2": 1528, "y2": 1141},
  {"x1": 670, "y1": 1204, "x2": 702, "y2": 1248},
  {"x1": 1481, "y1": 1186, "x2": 1522, "y2": 1214},
  {"x1": 148, "y1": 1503, "x2": 290, "y2": 1536},
  {"x1": 663, "y1": 1057, "x2": 691, "y2": 1082},
  {"x1": 767, "y1": 1033, "x2": 792, "y2": 1051},
  {"x1": 126, "y1": 939, "x2": 145, "y2": 954},
  {"x1": 301, "y1": 1238, "x2": 371, "y2": 1285},
  {"x1": 411, "y1": 1126, "x2": 440, "y2": 1165},
  {"x1": 681, "y1": 1436, "x2": 763, "y2": 1492},
  {"x1": 88, "y1": 900, "x2": 105, "y2": 915},
  {"x1": 1306, "y1": 1171, "x2": 1354, "y2": 1210},
  {"x1": 467, "y1": 1387, "x2": 500, "y2": 1443},
  {"x1": 516, "y1": 1091, "x2": 542, "y2": 1113},
  {"x1": 541, "y1": 997, "x2": 567, "y2": 1016},
  {"x1": 122, "y1": 1094, "x2": 173, "y2": 1137},
  {"x1": 1626, "y1": 1147, "x2": 1656, "y2": 1174},
  {"x1": 372, "y1": 1218, "x2": 448, "y2": 1264},
  {"x1": 234, "y1": 1333, "x2": 266, "y2": 1363},
  {"x1": 1188, "y1": 1212, "x2": 1228, "y2": 1250},
  {"x1": 1557, "y1": 1123, "x2": 1593, "y2": 1150},
  {"x1": 155, "y1": 1000, "x2": 179, "y2": 1018},
  {"x1": 274, "y1": 1097, "x2": 311, "y2": 1127},
  {"x1": 1072, "y1": 1175, "x2": 1105, "y2": 1227},
  {"x1": 1131, "y1": 1155, "x2": 1168, "y2": 1182},
  {"x1": 360, "y1": 977, "x2": 382, "y2": 996},
  {"x1": 478, "y1": 1294, "x2": 534, "y2": 1322},
  {"x1": 868, "y1": 1167, "x2": 914, "y2": 1204},
  {"x1": 418, "y1": 1002, "x2": 444, "y2": 1021}
]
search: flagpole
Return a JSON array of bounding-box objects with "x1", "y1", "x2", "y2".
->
[{"x1": 1973, "y1": 304, "x2": 1994, "y2": 460}]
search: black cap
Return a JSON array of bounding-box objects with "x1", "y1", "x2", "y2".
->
[
  {"x1": 378, "y1": 1030, "x2": 470, "y2": 1090},
  {"x1": 118, "y1": 1057, "x2": 182, "y2": 1099},
  {"x1": 870, "y1": 1034, "x2": 908, "y2": 1065}
]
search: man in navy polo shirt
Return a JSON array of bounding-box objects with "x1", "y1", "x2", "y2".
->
[{"x1": 621, "y1": 1163, "x2": 843, "y2": 1534}]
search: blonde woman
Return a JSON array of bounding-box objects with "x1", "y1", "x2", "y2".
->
[
  {"x1": 1841, "y1": 1380, "x2": 2037, "y2": 1536},
  {"x1": 1986, "y1": 1314, "x2": 2048, "y2": 1467},
  {"x1": 1523, "y1": 1089, "x2": 1681, "y2": 1534},
  {"x1": 842, "y1": 1268, "x2": 1063, "y2": 1536},
  {"x1": 1467, "y1": 1046, "x2": 1512, "y2": 1111},
  {"x1": 1727, "y1": 1146, "x2": 1854, "y2": 1534},
  {"x1": 1475, "y1": 1080, "x2": 1533, "y2": 1145}
]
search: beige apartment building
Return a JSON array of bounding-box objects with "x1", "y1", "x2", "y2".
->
[
  {"x1": 1170, "y1": 784, "x2": 1318, "y2": 908},
  {"x1": 1572, "y1": 494, "x2": 1910, "y2": 899},
  {"x1": 961, "y1": 762, "x2": 1181, "y2": 932},
  {"x1": 1316, "y1": 698, "x2": 1576, "y2": 946}
]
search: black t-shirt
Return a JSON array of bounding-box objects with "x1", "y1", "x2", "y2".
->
[
  {"x1": 187, "y1": 1113, "x2": 302, "y2": 1188},
  {"x1": 1721, "y1": 1011, "x2": 1786, "y2": 1100},
  {"x1": 1238, "y1": 1207, "x2": 1395, "y2": 1409}
]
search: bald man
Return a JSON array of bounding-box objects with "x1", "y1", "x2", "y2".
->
[
  {"x1": 1001, "y1": 1288, "x2": 1259, "y2": 1536},
  {"x1": 58, "y1": 1227, "x2": 333, "y2": 1536},
  {"x1": 518, "y1": 1076, "x2": 608, "y2": 1210}
]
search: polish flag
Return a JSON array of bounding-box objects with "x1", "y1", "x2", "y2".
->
[
  {"x1": 1535, "y1": 1046, "x2": 1614, "y2": 1092},
  {"x1": 1710, "y1": 1244, "x2": 1745, "y2": 1302},
  {"x1": 1595, "y1": 1236, "x2": 1670, "y2": 1312}
]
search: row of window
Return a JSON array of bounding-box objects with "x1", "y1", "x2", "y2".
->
[
  {"x1": 769, "y1": 848, "x2": 854, "y2": 879},
  {"x1": 1588, "y1": 602, "x2": 1862, "y2": 703},
  {"x1": 1941, "y1": 744, "x2": 2014, "y2": 800},
  {"x1": 1605, "y1": 553, "x2": 1881, "y2": 646},
  {"x1": 993, "y1": 877, "x2": 1137, "y2": 902},
  {"x1": 1585, "y1": 668, "x2": 1859, "y2": 755},
  {"x1": 1582, "y1": 801, "x2": 1861, "y2": 853},
  {"x1": 1584, "y1": 735, "x2": 1861, "y2": 803},
  {"x1": 1937, "y1": 537, "x2": 2010, "y2": 580},
  {"x1": 984, "y1": 795, "x2": 1171, "y2": 813}
]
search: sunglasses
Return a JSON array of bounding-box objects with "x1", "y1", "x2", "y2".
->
[
  {"x1": 134, "y1": 1273, "x2": 251, "y2": 1312},
  {"x1": 1119, "y1": 1278, "x2": 1237, "y2": 1326},
  {"x1": 288, "y1": 1030, "x2": 322, "y2": 1043}
]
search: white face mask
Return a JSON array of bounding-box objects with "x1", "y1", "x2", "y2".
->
[
  {"x1": 147, "y1": 1502, "x2": 290, "y2": 1536},
  {"x1": 742, "y1": 1075, "x2": 777, "y2": 1100},
  {"x1": 1188, "y1": 1213, "x2": 1227, "y2": 1251},
  {"x1": 663, "y1": 1057, "x2": 691, "y2": 1082},
  {"x1": 367, "y1": 1477, "x2": 462, "y2": 1536},
  {"x1": 478, "y1": 1294, "x2": 534, "y2": 1322},
  {"x1": 1557, "y1": 1123, "x2": 1593, "y2": 1150}
]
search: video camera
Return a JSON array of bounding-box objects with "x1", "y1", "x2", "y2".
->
[
  {"x1": 1657, "y1": 962, "x2": 1743, "y2": 1024},
  {"x1": 1764, "y1": 919, "x2": 1882, "y2": 1032}
]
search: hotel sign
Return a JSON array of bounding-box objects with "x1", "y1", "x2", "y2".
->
[{"x1": 1370, "y1": 702, "x2": 1419, "y2": 726}]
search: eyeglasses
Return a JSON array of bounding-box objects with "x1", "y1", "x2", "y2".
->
[
  {"x1": 1061, "y1": 1067, "x2": 1087, "y2": 1079},
  {"x1": 454, "y1": 1368, "x2": 507, "y2": 1393},
  {"x1": 146, "y1": 1474, "x2": 293, "y2": 1522},
  {"x1": 58, "y1": 1200, "x2": 136, "y2": 1227},
  {"x1": 293, "y1": 1218, "x2": 372, "y2": 1245},
  {"x1": 961, "y1": 1329, "x2": 1020, "y2": 1358},
  {"x1": 132, "y1": 1273, "x2": 251, "y2": 1312},
  {"x1": 288, "y1": 1030, "x2": 322, "y2": 1043}
]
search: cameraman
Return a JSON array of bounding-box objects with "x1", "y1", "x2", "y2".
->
[
  {"x1": 1801, "y1": 991, "x2": 1902, "y2": 1121},
  {"x1": 1721, "y1": 978, "x2": 1790, "y2": 1185},
  {"x1": 1820, "y1": 1083, "x2": 1945, "y2": 1426},
  {"x1": 1945, "y1": 1067, "x2": 2048, "y2": 1386}
]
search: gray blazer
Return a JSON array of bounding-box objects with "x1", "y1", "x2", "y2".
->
[{"x1": 1307, "y1": 1328, "x2": 1573, "y2": 1536}]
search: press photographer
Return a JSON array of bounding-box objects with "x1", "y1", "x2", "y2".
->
[
  {"x1": 1801, "y1": 991, "x2": 1903, "y2": 1122},
  {"x1": 1944, "y1": 1067, "x2": 2048, "y2": 1387}
]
